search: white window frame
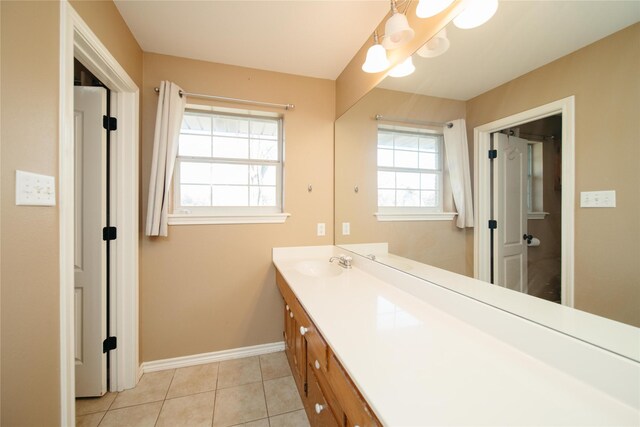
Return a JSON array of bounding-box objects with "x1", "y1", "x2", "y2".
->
[
  {"x1": 375, "y1": 125, "x2": 456, "y2": 222},
  {"x1": 527, "y1": 141, "x2": 549, "y2": 220},
  {"x1": 169, "y1": 106, "x2": 290, "y2": 225}
]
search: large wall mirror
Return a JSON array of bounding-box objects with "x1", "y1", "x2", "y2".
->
[{"x1": 335, "y1": 1, "x2": 639, "y2": 357}]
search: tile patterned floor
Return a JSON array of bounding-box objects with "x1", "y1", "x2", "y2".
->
[{"x1": 76, "y1": 352, "x2": 310, "y2": 427}]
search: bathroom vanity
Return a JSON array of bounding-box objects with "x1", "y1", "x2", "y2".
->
[{"x1": 273, "y1": 245, "x2": 640, "y2": 426}]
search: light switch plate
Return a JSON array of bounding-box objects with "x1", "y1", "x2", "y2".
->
[
  {"x1": 580, "y1": 190, "x2": 616, "y2": 208},
  {"x1": 317, "y1": 223, "x2": 326, "y2": 236},
  {"x1": 16, "y1": 170, "x2": 56, "y2": 206},
  {"x1": 342, "y1": 222, "x2": 350, "y2": 235}
]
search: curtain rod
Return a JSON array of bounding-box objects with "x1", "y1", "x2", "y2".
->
[
  {"x1": 154, "y1": 87, "x2": 295, "y2": 111},
  {"x1": 375, "y1": 114, "x2": 453, "y2": 129}
]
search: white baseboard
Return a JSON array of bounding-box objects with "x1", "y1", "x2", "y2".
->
[{"x1": 140, "y1": 341, "x2": 285, "y2": 374}]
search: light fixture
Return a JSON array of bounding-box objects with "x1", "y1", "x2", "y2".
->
[
  {"x1": 362, "y1": 31, "x2": 390, "y2": 73},
  {"x1": 453, "y1": 0, "x2": 499, "y2": 29},
  {"x1": 416, "y1": 28, "x2": 450, "y2": 58},
  {"x1": 388, "y1": 56, "x2": 416, "y2": 78},
  {"x1": 382, "y1": 0, "x2": 415, "y2": 50},
  {"x1": 416, "y1": 0, "x2": 455, "y2": 18}
]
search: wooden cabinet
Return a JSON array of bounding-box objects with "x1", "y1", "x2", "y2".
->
[
  {"x1": 276, "y1": 271, "x2": 380, "y2": 427},
  {"x1": 282, "y1": 293, "x2": 306, "y2": 396}
]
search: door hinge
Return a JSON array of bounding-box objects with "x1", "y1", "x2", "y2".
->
[
  {"x1": 103, "y1": 336, "x2": 117, "y2": 353},
  {"x1": 103, "y1": 115, "x2": 117, "y2": 131},
  {"x1": 488, "y1": 149, "x2": 498, "y2": 159},
  {"x1": 303, "y1": 382, "x2": 308, "y2": 394},
  {"x1": 488, "y1": 220, "x2": 497, "y2": 229},
  {"x1": 103, "y1": 226, "x2": 117, "y2": 241}
]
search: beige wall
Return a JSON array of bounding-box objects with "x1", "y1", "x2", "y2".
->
[
  {"x1": 1, "y1": 1, "x2": 141, "y2": 424},
  {"x1": 466, "y1": 23, "x2": 640, "y2": 326},
  {"x1": 335, "y1": 88, "x2": 470, "y2": 275},
  {"x1": 140, "y1": 53, "x2": 335, "y2": 362},
  {"x1": 1, "y1": 3, "x2": 61, "y2": 424}
]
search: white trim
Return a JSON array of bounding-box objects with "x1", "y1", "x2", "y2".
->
[
  {"x1": 141, "y1": 342, "x2": 286, "y2": 373},
  {"x1": 60, "y1": 3, "x2": 140, "y2": 424},
  {"x1": 59, "y1": 4, "x2": 75, "y2": 425},
  {"x1": 374, "y1": 212, "x2": 457, "y2": 221},
  {"x1": 473, "y1": 96, "x2": 575, "y2": 307},
  {"x1": 168, "y1": 213, "x2": 291, "y2": 225},
  {"x1": 528, "y1": 212, "x2": 550, "y2": 220}
]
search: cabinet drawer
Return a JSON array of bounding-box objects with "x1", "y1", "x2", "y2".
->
[
  {"x1": 327, "y1": 353, "x2": 380, "y2": 427},
  {"x1": 304, "y1": 323, "x2": 329, "y2": 372}
]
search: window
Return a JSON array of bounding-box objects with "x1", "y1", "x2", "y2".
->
[
  {"x1": 170, "y1": 108, "x2": 288, "y2": 224},
  {"x1": 527, "y1": 141, "x2": 547, "y2": 219},
  {"x1": 376, "y1": 126, "x2": 455, "y2": 221}
]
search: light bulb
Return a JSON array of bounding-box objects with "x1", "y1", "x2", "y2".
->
[
  {"x1": 388, "y1": 56, "x2": 415, "y2": 78},
  {"x1": 416, "y1": 28, "x2": 450, "y2": 58},
  {"x1": 382, "y1": 0, "x2": 415, "y2": 49},
  {"x1": 453, "y1": 0, "x2": 499, "y2": 29},
  {"x1": 362, "y1": 32, "x2": 390, "y2": 73}
]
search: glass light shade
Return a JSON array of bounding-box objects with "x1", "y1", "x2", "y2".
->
[
  {"x1": 416, "y1": 0, "x2": 455, "y2": 18},
  {"x1": 362, "y1": 44, "x2": 390, "y2": 73},
  {"x1": 388, "y1": 56, "x2": 416, "y2": 78},
  {"x1": 382, "y1": 12, "x2": 415, "y2": 49},
  {"x1": 416, "y1": 28, "x2": 450, "y2": 58},
  {"x1": 453, "y1": 0, "x2": 499, "y2": 29}
]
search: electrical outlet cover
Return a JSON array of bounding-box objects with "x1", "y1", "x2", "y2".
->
[{"x1": 16, "y1": 170, "x2": 56, "y2": 206}]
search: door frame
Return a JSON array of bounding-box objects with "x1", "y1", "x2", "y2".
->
[
  {"x1": 59, "y1": 2, "x2": 139, "y2": 425},
  {"x1": 473, "y1": 96, "x2": 575, "y2": 307}
]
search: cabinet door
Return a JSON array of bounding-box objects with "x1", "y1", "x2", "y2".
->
[
  {"x1": 284, "y1": 304, "x2": 307, "y2": 397},
  {"x1": 293, "y1": 318, "x2": 307, "y2": 393},
  {"x1": 284, "y1": 302, "x2": 295, "y2": 354},
  {"x1": 307, "y1": 364, "x2": 341, "y2": 427}
]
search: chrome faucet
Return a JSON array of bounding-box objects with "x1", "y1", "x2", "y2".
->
[{"x1": 329, "y1": 254, "x2": 353, "y2": 269}]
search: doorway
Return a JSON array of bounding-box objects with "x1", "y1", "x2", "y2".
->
[
  {"x1": 60, "y1": 4, "x2": 140, "y2": 424},
  {"x1": 490, "y1": 115, "x2": 562, "y2": 303},
  {"x1": 473, "y1": 96, "x2": 575, "y2": 307},
  {"x1": 73, "y1": 59, "x2": 112, "y2": 397}
]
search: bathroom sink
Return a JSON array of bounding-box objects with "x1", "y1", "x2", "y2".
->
[{"x1": 295, "y1": 260, "x2": 344, "y2": 278}]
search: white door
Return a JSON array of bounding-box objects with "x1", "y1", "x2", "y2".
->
[
  {"x1": 493, "y1": 133, "x2": 528, "y2": 293},
  {"x1": 74, "y1": 86, "x2": 107, "y2": 397}
]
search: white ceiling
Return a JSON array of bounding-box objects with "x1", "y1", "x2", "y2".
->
[
  {"x1": 378, "y1": 1, "x2": 640, "y2": 100},
  {"x1": 114, "y1": 0, "x2": 390, "y2": 80}
]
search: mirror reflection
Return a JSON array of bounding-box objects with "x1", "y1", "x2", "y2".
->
[{"x1": 335, "y1": 1, "x2": 639, "y2": 331}]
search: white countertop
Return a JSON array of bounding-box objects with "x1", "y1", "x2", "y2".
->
[
  {"x1": 338, "y1": 243, "x2": 640, "y2": 363},
  {"x1": 273, "y1": 246, "x2": 640, "y2": 426}
]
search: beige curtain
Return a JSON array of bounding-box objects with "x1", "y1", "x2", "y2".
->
[
  {"x1": 145, "y1": 81, "x2": 186, "y2": 236},
  {"x1": 443, "y1": 118, "x2": 474, "y2": 228}
]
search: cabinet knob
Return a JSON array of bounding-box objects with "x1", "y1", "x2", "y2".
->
[
  {"x1": 285, "y1": 304, "x2": 289, "y2": 311},
  {"x1": 315, "y1": 403, "x2": 325, "y2": 414},
  {"x1": 289, "y1": 312, "x2": 294, "y2": 318},
  {"x1": 314, "y1": 360, "x2": 320, "y2": 370},
  {"x1": 300, "y1": 326, "x2": 308, "y2": 336}
]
